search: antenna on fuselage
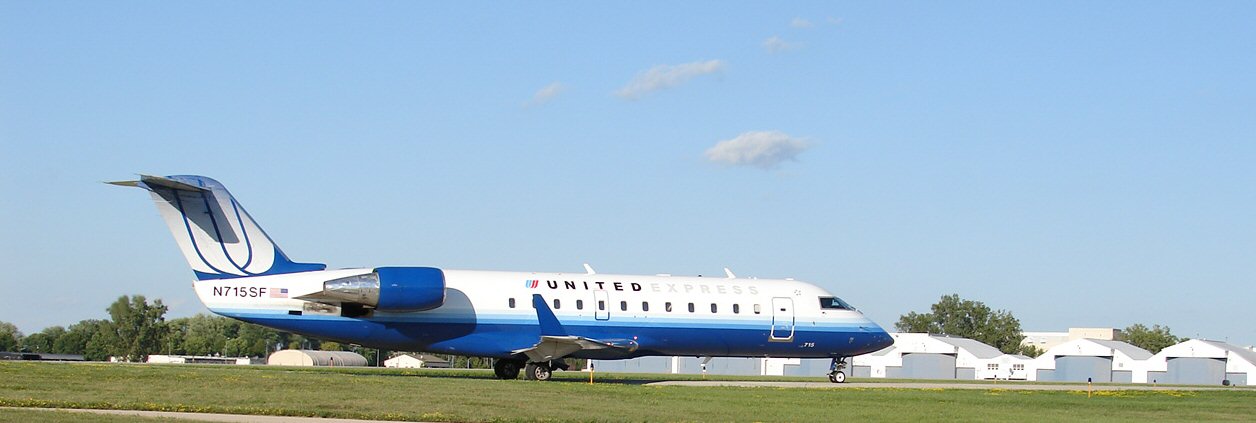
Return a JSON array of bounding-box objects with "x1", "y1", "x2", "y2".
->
[
  {"x1": 583, "y1": 263, "x2": 596, "y2": 275},
  {"x1": 724, "y1": 268, "x2": 736, "y2": 279}
]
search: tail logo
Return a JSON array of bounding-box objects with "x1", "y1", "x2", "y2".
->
[{"x1": 112, "y1": 174, "x2": 326, "y2": 280}]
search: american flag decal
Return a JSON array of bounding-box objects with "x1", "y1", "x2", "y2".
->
[{"x1": 270, "y1": 288, "x2": 289, "y2": 298}]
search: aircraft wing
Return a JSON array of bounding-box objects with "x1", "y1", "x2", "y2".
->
[
  {"x1": 513, "y1": 335, "x2": 639, "y2": 362},
  {"x1": 515, "y1": 294, "x2": 639, "y2": 362}
]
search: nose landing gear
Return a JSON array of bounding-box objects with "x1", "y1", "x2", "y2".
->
[{"x1": 828, "y1": 357, "x2": 849, "y2": 383}]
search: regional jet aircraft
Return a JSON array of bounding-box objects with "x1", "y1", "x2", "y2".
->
[{"x1": 111, "y1": 175, "x2": 893, "y2": 382}]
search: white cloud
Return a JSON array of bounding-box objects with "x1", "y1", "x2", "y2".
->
[
  {"x1": 762, "y1": 36, "x2": 798, "y2": 53},
  {"x1": 790, "y1": 17, "x2": 813, "y2": 28},
  {"x1": 704, "y1": 131, "x2": 810, "y2": 169},
  {"x1": 615, "y1": 60, "x2": 726, "y2": 100},
  {"x1": 525, "y1": 82, "x2": 565, "y2": 107},
  {"x1": 826, "y1": 17, "x2": 844, "y2": 25}
]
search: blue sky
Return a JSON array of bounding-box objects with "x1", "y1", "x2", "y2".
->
[{"x1": 2, "y1": 2, "x2": 1253, "y2": 347}]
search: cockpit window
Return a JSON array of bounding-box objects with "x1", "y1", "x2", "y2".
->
[{"x1": 819, "y1": 297, "x2": 854, "y2": 310}]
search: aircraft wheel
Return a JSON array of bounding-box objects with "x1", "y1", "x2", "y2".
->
[
  {"x1": 525, "y1": 362, "x2": 552, "y2": 381},
  {"x1": 829, "y1": 371, "x2": 846, "y2": 383},
  {"x1": 494, "y1": 360, "x2": 521, "y2": 379}
]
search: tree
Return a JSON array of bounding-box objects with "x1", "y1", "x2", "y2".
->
[
  {"x1": 54, "y1": 319, "x2": 107, "y2": 357},
  {"x1": 179, "y1": 314, "x2": 231, "y2": 356},
  {"x1": 1018, "y1": 344, "x2": 1044, "y2": 358},
  {"x1": 228, "y1": 320, "x2": 281, "y2": 357},
  {"x1": 1120, "y1": 324, "x2": 1181, "y2": 354},
  {"x1": 896, "y1": 294, "x2": 1030, "y2": 355},
  {"x1": 104, "y1": 295, "x2": 168, "y2": 361},
  {"x1": 0, "y1": 321, "x2": 22, "y2": 352},
  {"x1": 21, "y1": 326, "x2": 66, "y2": 353}
]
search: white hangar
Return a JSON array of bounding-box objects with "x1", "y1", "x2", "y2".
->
[
  {"x1": 1144, "y1": 339, "x2": 1256, "y2": 386},
  {"x1": 1030, "y1": 338, "x2": 1151, "y2": 383},
  {"x1": 852, "y1": 333, "x2": 1032, "y2": 380}
]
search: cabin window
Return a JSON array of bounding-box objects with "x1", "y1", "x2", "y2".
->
[
  {"x1": 598, "y1": 300, "x2": 605, "y2": 311},
  {"x1": 710, "y1": 303, "x2": 718, "y2": 313},
  {"x1": 642, "y1": 302, "x2": 650, "y2": 312},
  {"x1": 553, "y1": 299, "x2": 561, "y2": 309},
  {"x1": 665, "y1": 302, "x2": 673, "y2": 312},
  {"x1": 576, "y1": 299, "x2": 584, "y2": 310},
  {"x1": 733, "y1": 304, "x2": 740, "y2": 314},
  {"x1": 753, "y1": 304, "x2": 761, "y2": 314},
  {"x1": 620, "y1": 301, "x2": 628, "y2": 311},
  {"x1": 688, "y1": 303, "x2": 695, "y2": 313},
  {"x1": 509, "y1": 298, "x2": 516, "y2": 308},
  {"x1": 819, "y1": 297, "x2": 854, "y2": 310}
]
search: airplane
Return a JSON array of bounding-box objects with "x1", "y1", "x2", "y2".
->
[{"x1": 110, "y1": 174, "x2": 894, "y2": 382}]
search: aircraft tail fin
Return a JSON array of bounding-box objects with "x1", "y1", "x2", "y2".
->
[{"x1": 109, "y1": 174, "x2": 326, "y2": 280}]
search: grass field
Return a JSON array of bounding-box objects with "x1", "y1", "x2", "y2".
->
[{"x1": 2, "y1": 362, "x2": 1253, "y2": 422}]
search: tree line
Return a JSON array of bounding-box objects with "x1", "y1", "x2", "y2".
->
[
  {"x1": 3, "y1": 295, "x2": 379, "y2": 363},
  {"x1": 895, "y1": 294, "x2": 1184, "y2": 356}
]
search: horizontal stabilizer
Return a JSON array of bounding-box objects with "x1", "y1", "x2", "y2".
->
[{"x1": 107, "y1": 174, "x2": 210, "y2": 193}]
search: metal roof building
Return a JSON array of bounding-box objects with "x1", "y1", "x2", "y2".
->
[
  {"x1": 384, "y1": 353, "x2": 450, "y2": 369},
  {"x1": 852, "y1": 333, "x2": 1033, "y2": 380},
  {"x1": 266, "y1": 350, "x2": 367, "y2": 367},
  {"x1": 1144, "y1": 339, "x2": 1256, "y2": 386},
  {"x1": 1030, "y1": 338, "x2": 1151, "y2": 383}
]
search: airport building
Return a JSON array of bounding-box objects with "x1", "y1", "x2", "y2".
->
[
  {"x1": 592, "y1": 333, "x2": 1254, "y2": 386},
  {"x1": 147, "y1": 355, "x2": 264, "y2": 365},
  {"x1": 1029, "y1": 338, "x2": 1151, "y2": 383},
  {"x1": 1142, "y1": 339, "x2": 1256, "y2": 386},
  {"x1": 384, "y1": 353, "x2": 451, "y2": 369},
  {"x1": 0, "y1": 352, "x2": 85, "y2": 361},
  {"x1": 266, "y1": 350, "x2": 367, "y2": 367},
  {"x1": 1021, "y1": 328, "x2": 1121, "y2": 352},
  {"x1": 851, "y1": 333, "x2": 1032, "y2": 380}
]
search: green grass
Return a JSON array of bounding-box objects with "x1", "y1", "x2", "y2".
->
[{"x1": 1, "y1": 362, "x2": 1253, "y2": 422}]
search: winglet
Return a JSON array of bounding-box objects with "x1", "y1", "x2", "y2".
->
[
  {"x1": 724, "y1": 267, "x2": 736, "y2": 279},
  {"x1": 583, "y1": 263, "x2": 596, "y2": 275},
  {"x1": 532, "y1": 294, "x2": 567, "y2": 337}
]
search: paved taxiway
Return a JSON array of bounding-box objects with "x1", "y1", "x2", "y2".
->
[
  {"x1": 4, "y1": 407, "x2": 417, "y2": 423},
  {"x1": 647, "y1": 381, "x2": 1240, "y2": 391}
]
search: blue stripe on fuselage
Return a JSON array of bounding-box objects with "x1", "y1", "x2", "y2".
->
[{"x1": 216, "y1": 309, "x2": 891, "y2": 359}]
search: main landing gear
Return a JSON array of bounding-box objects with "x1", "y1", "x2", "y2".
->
[
  {"x1": 828, "y1": 357, "x2": 849, "y2": 384},
  {"x1": 493, "y1": 359, "x2": 521, "y2": 379},
  {"x1": 494, "y1": 359, "x2": 569, "y2": 381},
  {"x1": 524, "y1": 359, "x2": 570, "y2": 381}
]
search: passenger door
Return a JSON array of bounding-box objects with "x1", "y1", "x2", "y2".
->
[{"x1": 770, "y1": 297, "x2": 794, "y2": 341}]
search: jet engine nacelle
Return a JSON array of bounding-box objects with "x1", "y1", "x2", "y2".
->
[{"x1": 317, "y1": 267, "x2": 446, "y2": 312}]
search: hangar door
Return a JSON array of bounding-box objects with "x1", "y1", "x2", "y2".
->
[
  {"x1": 1054, "y1": 356, "x2": 1113, "y2": 382},
  {"x1": 899, "y1": 353, "x2": 956, "y2": 380},
  {"x1": 1165, "y1": 357, "x2": 1226, "y2": 385}
]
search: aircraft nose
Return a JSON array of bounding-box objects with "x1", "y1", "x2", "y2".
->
[
  {"x1": 863, "y1": 321, "x2": 894, "y2": 352},
  {"x1": 871, "y1": 329, "x2": 894, "y2": 351}
]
